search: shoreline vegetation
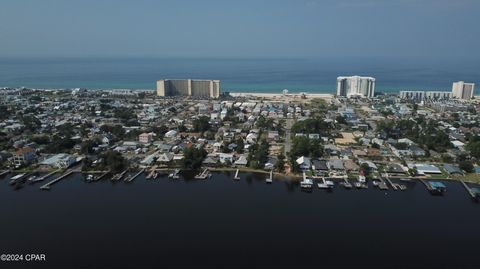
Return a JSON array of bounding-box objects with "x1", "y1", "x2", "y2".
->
[{"x1": 2, "y1": 166, "x2": 480, "y2": 185}]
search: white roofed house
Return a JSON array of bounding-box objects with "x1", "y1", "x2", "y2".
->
[
  {"x1": 234, "y1": 155, "x2": 248, "y2": 167},
  {"x1": 157, "y1": 153, "x2": 174, "y2": 163},
  {"x1": 164, "y1": 130, "x2": 177, "y2": 139},
  {"x1": 296, "y1": 156, "x2": 311, "y2": 171},
  {"x1": 219, "y1": 153, "x2": 234, "y2": 164},
  {"x1": 39, "y1": 154, "x2": 76, "y2": 169},
  {"x1": 246, "y1": 132, "x2": 258, "y2": 144}
]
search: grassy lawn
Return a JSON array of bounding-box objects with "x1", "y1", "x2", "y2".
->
[
  {"x1": 452, "y1": 173, "x2": 480, "y2": 184},
  {"x1": 435, "y1": 166, "x2": 451, "y2": 179}
]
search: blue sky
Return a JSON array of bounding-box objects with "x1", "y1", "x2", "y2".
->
[{"x1": 0, "y1": 0, "x2": 479, "y2": 58}]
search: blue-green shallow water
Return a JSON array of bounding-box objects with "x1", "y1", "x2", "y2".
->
[
  {"x1": 0, "y1": 172, "x2": 479, "y2": 268},
  {"x1": 1, "y1": 58, "x2": 479, "y2": 93}
]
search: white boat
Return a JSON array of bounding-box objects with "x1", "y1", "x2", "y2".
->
[
  {"x1": 355, "y1": 182, "x2": 368, "y2": 189},
  {"x1": 301, "y1": 178, "x2": 314, "y2": 189},
  {"x1": 169, "y1": 169, "x2": 180, "y2": 179},
  {"x1": 26, "y1": 175, "x2": 38, "y2": 182},
  {"x1": 9, "y1": 173, "x2": 26, "y2": 185},
  {"x1": 317, "y1": 183, "x2": 330, "y2": 189},
  {"x1": 10, "y1": 173, "x2": 26, "y2": 180},
  {"x1": 194, "y1": 168, "x2": 209, "y2": 179}
]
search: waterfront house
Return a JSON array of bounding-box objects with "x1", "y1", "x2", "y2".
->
[
  {"x1": 157, "y1": 153, "x2": 174, "y2": 163},
  {"x1": 329, "y1": 159, "x2": 345, "y2": 171},
  {"x1": 359, "y1": 160, "x2": 377, "y2": 170},
  {"x1": 296, "y1": 156, "x2": 311, "y2": 171},
  {"x1": 385, "y1": 163, "x2": 406, "y2": 174},
  {"x1": 202, "y1": 156, "x2": 218, "y2": 167},
  {"x1": 443, "y1": 164, "x2": 464, "y2": 175},
  {"x1": 343, "y1": 160, "x2": 360, "y2": 171},
  {"x1": 13, "y1": 147, "x2": 36, "y2": 168},
  {"x1": 39, "y1": 154, "x2": 76, "y2": 169},
  {"x1": 264, "y1": 156, "x2": 278, "y2": 170},
  {"x1": 312, "y1": 159, "x2": 329, "y2": 175},
  {"x1": 408, "y1": 163, "x2": 442, "y2": 175},
  {"x1": 234, "y1": 155, "x2": 248, "y2": 167},
  {"x1": 219, "y1": 153, "x2": 234, "y2": 164}
]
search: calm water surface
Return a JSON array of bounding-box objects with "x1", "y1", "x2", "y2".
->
[
  {"x1": 1, "y1": 57, "x2": 479, "y2": 93},
  {"x1": 0, "y1": 172, "x2": 479, "y2": 269}
]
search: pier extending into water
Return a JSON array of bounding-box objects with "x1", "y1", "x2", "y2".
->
[
  {"x1": 194, "y1": 168, "x2": 210, "y2": 180},
  {"x1": 31, "y1": 170, "x2": 59, "y2": 183},
  {"x1": 460, "y1": 180, "x2": 479, "y2": 199},
  {"x1": 97, "y1": 171, "x2": 110, "y2": 181},
  {"x1": 40, "y1": 170, "x2": 73, "y2": 190},
  {"x1": 0, "y1": 170, "x2": 9, "y2": 177},
  {"x1": 342, "y1": 177, "x2": 352, "y2": 189},
  {"x1": 125, "y1": 169, "x2": 144, "y2": 182},
  {"x1": 266, "y1": 170, "x2": 273, "y2": 183},
  {"x1": 146, "y1": 166, "x2": 158, "y2": 179},
  {"x1": 234, "y1": 169, "x2": 240, "y2": 180},
  {"x1": 112, "y1": 170, "x2": 128, "y2": 181},
  {"x1": 419, "y1": 179, "x2": 433, "y2": 192}
]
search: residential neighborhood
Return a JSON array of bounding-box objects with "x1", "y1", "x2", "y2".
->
[{"x1": 1, "y1": 87, "x2": 480, "y2": 188}]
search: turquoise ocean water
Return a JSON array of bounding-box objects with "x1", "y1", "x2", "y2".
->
[{"x1": 0, "y1": 57, "x2": 479, "y2": 94}]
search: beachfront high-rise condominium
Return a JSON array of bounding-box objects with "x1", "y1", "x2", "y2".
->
[
  {"x1": 452, "y1": 81, "x2": 475, "y2": 100},
  {"x1": 336, "y1": 76, "x2": 375, "y2": 98},
  {"x1": 157, "y1": 79, "x2": 221, "y2": 98}
]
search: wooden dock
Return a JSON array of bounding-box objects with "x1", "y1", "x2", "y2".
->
[
  {"x1": 266, "y1": 170, "x2": 273, "y2": 183},
  {"x1": 0, "y1": 170, "x2": 10, "y2": 177},
  {"x1": 460, "y1": 180, "x2": 476, "y2": 199},
  {"x1": 97, "y1": 171, "x2": 110, "y2": 181},
  {"x1": 194, "y1": 168, "x2": 210, "y2": 179},
  {"x1": 30, "y1": 170, "x2": 59, "y2": 183},
  {"x1": 40, "y1": 170, "x2": 73, "y2": 190},
  {"x1": 125, "y1": 169, "x2": 144, "y2": 182},
  {"x1": 146, "y1": 165, "x2": 158, "y2": 179},
  {"x1": 419, "y1": 179, "x2": 432, "y2": 191},
  {"x1": 342, "y1": 177, "x2": 352, "y2": 189},
  {"x1": 112, "y1": 170, "x2": 128, "y2": 181},
  {"x1": 385, "y1": 177, "x2": 397, "y2": 191},
  {"x1": 234, "y1": 169, "x2": 240, "y2": 180}
]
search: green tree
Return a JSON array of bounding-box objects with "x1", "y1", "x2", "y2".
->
[
  {"x1": 235, "y1": 138, "x2": 244, "y2": 154},
  {"x1": 193, "y1": 116, "x2": 210, "y2": 132},
  {"x1": 101, "y1": 150, "x2": 127, "y2": 173},
  {"x1": 275, "y1": 154, "x2": 285, "y2": 172},
  {"x1": 336, "y1": 115, "x2": 347, "y2": 124},
  {"x1": 182, "y1": 146, "x2": 207, "y2": 169},
  {"x1": 466, "y1": 137, "x2": 480, "y2": 159},
  {"x1": 247, "y1": 139, "x2": 270, "y2": 169},
  {"x1": 458, "y1": 161, "x2": 474, "y2": 173}
]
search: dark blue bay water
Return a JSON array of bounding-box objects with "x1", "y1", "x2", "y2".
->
[
  {"x1": 0, "y1": 57, "x2": 479, "y2": 93},
  {"x1": 1, "y1": 172, "x2": 479, "y2": 268}
]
